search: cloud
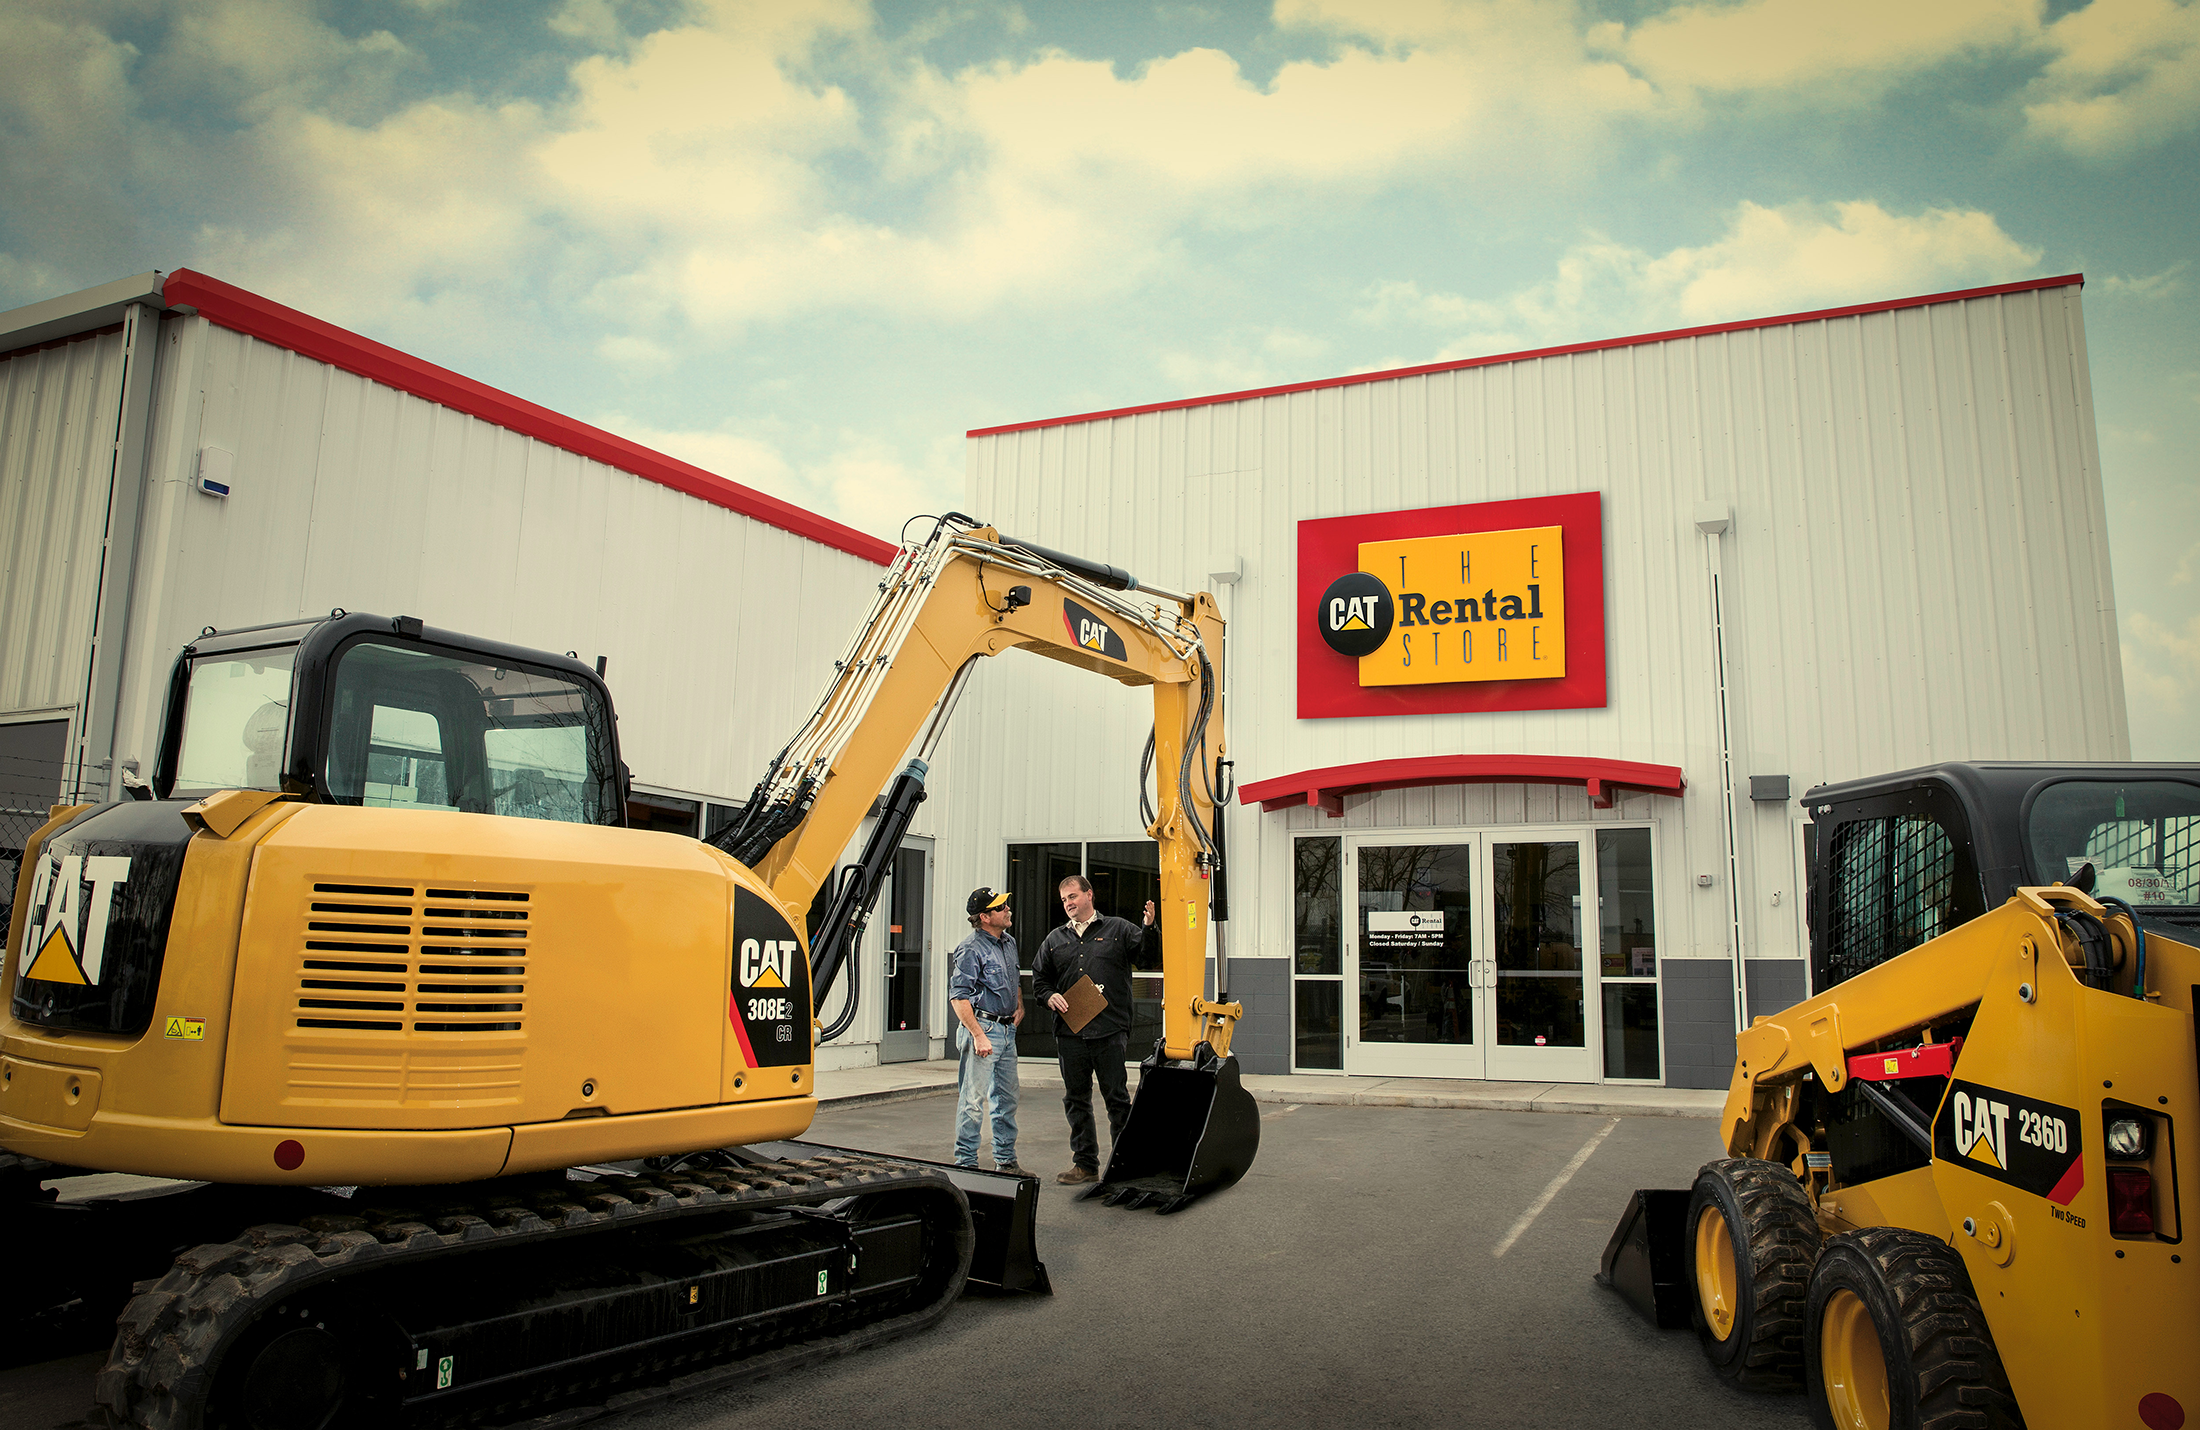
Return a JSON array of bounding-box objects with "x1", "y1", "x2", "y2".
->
[
  {"x1": 2102, "y1": 261, "x2": 2190, "y2": 299},
  {"x1": 1371, "y1": 199, "x2": 2042, "y2": 355},
  {"x1": 2173, "y1": 540, "x2": 2200, "y2": 585},
  {"x1": 2127, "y1": 610, "x2": 2200, "y2": 715},
  {"x1": 2024, "y1": 0, "x2": 2200, "y2": 157},
  {"x1": 1590, "y1": 0, "x2": 2037, "y2": 97}
]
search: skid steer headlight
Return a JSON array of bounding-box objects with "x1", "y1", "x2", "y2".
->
[{"x1": 2106, "y1": 1115, "x2": 2151, "y2": 1160}]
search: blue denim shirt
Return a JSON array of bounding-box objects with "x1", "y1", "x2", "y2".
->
[{"x1": 949, "y1": 927, "x2": 1018, "y2": 1018}]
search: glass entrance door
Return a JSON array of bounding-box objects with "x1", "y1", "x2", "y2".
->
[
  {"x1": 879, "y1": 841, "x2": 930, "y2": 1063},
  {"x1": 1481, "y1": 832, "x2": 1597, "y2": 1082},
  {"x1": 1344, "y1": 839, "x2": 1484, "y2": 1077}
]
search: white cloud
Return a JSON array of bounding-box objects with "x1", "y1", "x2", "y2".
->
[
  {"x1": 1588, "y1": 0, "x2": 2036, "y2": 96},
  {"x1": 1375, "y1": 200, "x2": 2041, "y2": 356},
  {"x1": 2127, "y1": 610, "x2": 2200, "y2": 716},
  {"x1": 2102, "y1": 262, "x2": 2190, "y2": 299},
  {"x1": 2172, "y1": 540, "x2": 2200, "y2": 585},
  {"x1": 2025, "y1": 0, "x2": 2200, "y2": 157}
]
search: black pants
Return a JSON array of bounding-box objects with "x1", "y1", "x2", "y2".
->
[{"x1": 1058, "y1": 1031, "x2": 1131, "y2": 1172}]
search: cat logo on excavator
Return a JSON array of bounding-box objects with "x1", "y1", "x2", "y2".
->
[{"x1": 16, "y1": 851, "x2": 131, "y2": 987}]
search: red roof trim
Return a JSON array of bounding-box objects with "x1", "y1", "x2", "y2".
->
[
  {"x1": 968, "y1": 274, "x2": 2084, "y2": 438},
  {"x1": 160, "y1": 270, "x2": 897, "y2": 566},
  {"x1": 1239, "y1": 754, "x2": 1685, "y2": 817}
]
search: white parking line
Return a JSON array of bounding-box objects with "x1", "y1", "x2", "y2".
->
[
  {"x1": 1492, "y1": 1117, "x2": 1620, "y2": 1258},
  {"x1": 1261, "y1": 1104, "x2": 1302, "y2": 1120}
]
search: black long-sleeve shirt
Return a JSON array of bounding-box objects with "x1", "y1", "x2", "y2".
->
[{"x1": 1031, "y1": 915, "x2": 1158, "y2": 1040}]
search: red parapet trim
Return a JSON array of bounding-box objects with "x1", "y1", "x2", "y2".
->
[
  {"x1": 968, "y1": 274, "x2": 2085, "y2": 438},
  {"x1": 1240, "y1": 754, "x2": 1684, "y2": 818},
  {"x1": 160, "y1": 270, "x2": 897, "y2": 567}
]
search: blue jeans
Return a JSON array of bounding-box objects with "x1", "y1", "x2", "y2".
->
[{"x1": 954, "y1": 1020, "x2": 1019, "y2": 1168}]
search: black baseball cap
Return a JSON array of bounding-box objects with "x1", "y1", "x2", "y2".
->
[{"x1": 967, "y1": 887, "x2": 1010, "y2": 916}]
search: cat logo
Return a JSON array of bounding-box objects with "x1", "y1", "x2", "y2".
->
[
  {"x1": 1950, "y1": 1088, "x2": 2010, "y2": 1170},
  {"x1": 1933, "y1": 1078, "x2": 2085, "y2": 1205},
  {"x1": 1061, "y1": 598, "x2": 1128, "y2": 662},
  {"x1": 16, "y1": 852, "x2": 131, "y2": 987},
  {"x1": 739, "y1": 938, "x2": 797, "y2": 989},
  {"x1": 1316, "y1": 572, "x2": 1394, "y2": 658}
]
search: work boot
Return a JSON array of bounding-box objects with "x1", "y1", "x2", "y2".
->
[
  {"x1": 998, "y1": 1163, "x2": 1030, "y2": 1178},
  {"x1": 1056, "y1": 1166, "x2": 1098, "y2": 1185}
]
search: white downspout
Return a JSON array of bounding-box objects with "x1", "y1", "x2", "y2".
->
[{"x1": 1694, "y1": 503, "x2": 1750, "y2": 1039}]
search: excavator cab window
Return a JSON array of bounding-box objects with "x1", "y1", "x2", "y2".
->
[
  {"x1": 171, "y1": 645, "x2": 299, "y2": 795},
  {"x1": 319, "y1": 638, "x2": 619, "y2": 825},
  {"x1": 2025, "y1": 779, "x2": 2200, "y2": 912}
]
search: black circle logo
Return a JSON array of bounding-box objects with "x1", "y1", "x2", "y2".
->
[{"x1": 1317, "y1": 572, "x2": 1394, "y2": 657}]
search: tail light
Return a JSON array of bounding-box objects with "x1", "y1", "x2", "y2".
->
[{"x1": 2109, "y1": 1167, "x2": 2156, "y2": 1236}]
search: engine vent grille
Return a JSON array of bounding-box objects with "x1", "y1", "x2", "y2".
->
[{"x1": 297, "y1": 884, "x2": 529, "y2": 1034}]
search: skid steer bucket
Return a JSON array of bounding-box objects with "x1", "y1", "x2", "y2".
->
[
  {"x1": 1594, "y1": 1188, "x2": 1693, "y2": 1328},
  {"x1": 1082, "y1": 1048, "x2": 1262, "y2": 1214}
]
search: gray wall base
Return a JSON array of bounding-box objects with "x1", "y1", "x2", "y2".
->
[
  {"x1": 1662, "y1": 958, "x2": 1808, "y2": 1090},
  {"x1": 1210, "y1": 956, "x2": 1289, "y2": 1075}
]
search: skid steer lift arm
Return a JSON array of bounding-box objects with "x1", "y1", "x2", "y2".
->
[{"x1": 711, "y1": 515, "x2": 1259, "y2": 1209}]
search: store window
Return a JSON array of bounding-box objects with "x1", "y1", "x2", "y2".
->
[
  {"x1": 1004, "y1": 840, "x2": 1161, "y2": 1057},
  {"x1": 1293, "y1": 835, "x2": 1343, "y2": 1070},
  {"x1": 1596, "y1": 828, "x2": 1659, "y2": 1080}
]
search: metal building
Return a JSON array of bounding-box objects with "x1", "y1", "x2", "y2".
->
[
  {"x1": 946, "y1": 274, "x2": 2127, "y2": 1087},
  {"x1": 0, "y1": 270, "x2": 944, "y2": 1069}
]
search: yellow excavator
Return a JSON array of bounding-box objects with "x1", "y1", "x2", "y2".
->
[
  {"x1": 1600, "y1": 762, "x2": 2199, "y2": 1429},
  {"x1": 1, "y1": 514, "x2": 1259, "y2": 1428}
]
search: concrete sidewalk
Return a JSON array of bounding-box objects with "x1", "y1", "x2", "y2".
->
[{"x1": 813, "y1": 1055, "x2": 1725, "y2": 1118}]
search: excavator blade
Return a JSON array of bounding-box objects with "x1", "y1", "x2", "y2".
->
[
  {"x1": 1083, "y1": 1050, "x2": 1261, "y2": 1212},
  {"x1": 757, "y1": 1141, "x2": 1051, "y2": 1295}
]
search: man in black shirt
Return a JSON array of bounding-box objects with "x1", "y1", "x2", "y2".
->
[{"x1": 1031, "y1": 873, "x2": 1158, "y2": 1185}]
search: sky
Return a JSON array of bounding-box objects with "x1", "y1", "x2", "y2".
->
[{"x1": 3, "y1": 0, "x2": 2196, "y2": 758}]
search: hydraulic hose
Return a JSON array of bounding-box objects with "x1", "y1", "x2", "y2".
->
[{"x1": 2097, "y1": 894, "x2": 2148, "y2": 999}]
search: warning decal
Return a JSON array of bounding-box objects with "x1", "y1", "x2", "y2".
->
[
  {"x1": 164, "y1": 1016, "x2": 206, "y2": 1041},
  {"x1": 729, "y1": 888, "x2": 811, "y2": 1069},
  {"x1": 1933, "y1": 1078, "x2": 2085, "y2": 1206}
]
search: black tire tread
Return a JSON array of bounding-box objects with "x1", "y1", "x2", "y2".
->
[
  {"x1": 1692, "y1": 1157, "x2": 1820, "y2": 1391},
  {"x1": 1809, "y1": 1226, "x2": 2025, "y2": 1430}
]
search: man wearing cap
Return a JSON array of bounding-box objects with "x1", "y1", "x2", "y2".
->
[
  {"x1": 948, "y1": 887, "x2": 1025, "y2": 1174},
  {"x1": 1032, "y1": 875, "x2": 1158, "y2": 1185}
]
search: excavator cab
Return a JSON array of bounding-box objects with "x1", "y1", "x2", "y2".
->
[{"x1": 151, "y1": 612, "x2": 626, "y2": 823}]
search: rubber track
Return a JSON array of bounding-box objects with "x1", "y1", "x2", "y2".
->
[
  {"x1": 1699, "y1": 1158, "x2": 1819, "y2": 1391},
  {"x1": 95, "y1": 1152, "x2": 971, "y2": 1430},
  {"x1": 1830, "y1": 1227, "x2": 2026, "y2": 1430}
]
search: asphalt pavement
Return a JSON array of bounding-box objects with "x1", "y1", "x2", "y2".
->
[{"x1": 0, "y1": 1082, "x2": 1806, "y2": 1430}]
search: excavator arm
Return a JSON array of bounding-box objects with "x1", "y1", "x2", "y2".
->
[{"x1": 710, "y1": 515, "x2": 1257, "y2": 1208}]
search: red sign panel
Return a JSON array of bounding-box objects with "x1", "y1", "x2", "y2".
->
[{"x1": 1297, "y1": 493, "x2": 1606, "y2": 719}]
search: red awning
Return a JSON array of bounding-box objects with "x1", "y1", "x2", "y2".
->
[{"x1": 1239, "y1": 754, "x2": 1685, "y2": 816}]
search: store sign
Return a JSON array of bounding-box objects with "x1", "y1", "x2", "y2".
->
[{"x1": 1299, "y1": 493, "x2": 1605, "y2": 719}]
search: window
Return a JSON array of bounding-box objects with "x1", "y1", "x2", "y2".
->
[
  {"x1": 1004, "y1": 840, "x2": 1160, "y2": 1057},
  {"x1": 1597, "y1": 828, "x2": 1660, "y2": 1080},
  {"x1": 1822, "y1": 815, "x2": 1961, "y2": 987},
  {"x1": 2026, "y1": 780, "x2": 2200, "y2": 911},
  {"x1": 322, "y1": 640, "x2": 617, "y2": 825},
  {"x1": 1292, "y1": 835, "x2": 1343, "y2": 1070},
  {"x1": 173, "y1": 648, "x2": 297, "y2": 795}
]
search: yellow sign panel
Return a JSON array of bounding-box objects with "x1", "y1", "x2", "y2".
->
[
  {"x1": 1357, "y1": 525, "x2": 1565, "y2": 685},
  {"x1": 164, "y1": 1016, "x2": 206, "y2": 1041}
]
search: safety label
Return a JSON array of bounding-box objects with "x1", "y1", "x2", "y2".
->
[
  {"x1": 163, "y1": 1015, "x2": 205, "y2": 1041},
  {"x1": 1932, "y1": 1078, "x2": 2084, "y2": 1206}
]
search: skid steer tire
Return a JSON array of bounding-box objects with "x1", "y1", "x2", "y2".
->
[
  {"x1": 1804, "y1": 1227, "x2": 2025, "y2": 1430},
  {"x1": 1687, "y1": 1158, "x2": 1819, "y2": 1392}
]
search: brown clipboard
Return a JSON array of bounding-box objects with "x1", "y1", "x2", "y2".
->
[{"x1": 1059, "y1": 974, "x2": 1108, "y2": 1034}]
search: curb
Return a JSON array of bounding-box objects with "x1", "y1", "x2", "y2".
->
[{"x1": 819, "y1": 1078, "x2": 1719, "y2": 1119}]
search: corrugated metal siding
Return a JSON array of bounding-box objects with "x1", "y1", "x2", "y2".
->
[
  {"x1": 106, "y1": 317, "x2": 899, "y2": 821},
  {"x1": 0, "y1": 330, "x2": 127, "y2": 716},
  {"x1": 945, "y1": 284, "x2": 2124, "y2": 974}
]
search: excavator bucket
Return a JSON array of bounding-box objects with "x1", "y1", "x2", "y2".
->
[{"x1": 1083, "y1": 1049, "x2": 1262, "y2": 1214}]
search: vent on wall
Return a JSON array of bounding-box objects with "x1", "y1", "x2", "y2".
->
[{"x1": 298, "y1": 883, "x2": 528, "y2": 1033}]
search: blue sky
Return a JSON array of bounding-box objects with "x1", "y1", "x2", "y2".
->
[{"x1": 4, "y1": 0, "x2": 2196, "y2": 757}]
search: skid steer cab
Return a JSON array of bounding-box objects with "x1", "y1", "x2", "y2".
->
[{"x1": 1598, "y1": 761, "x2": 2200, "y2": 1430}]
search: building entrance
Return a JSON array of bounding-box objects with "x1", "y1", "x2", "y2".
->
[{"x1": 1340, "y1": 828, "x2": 1602, "y2": 1083}]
